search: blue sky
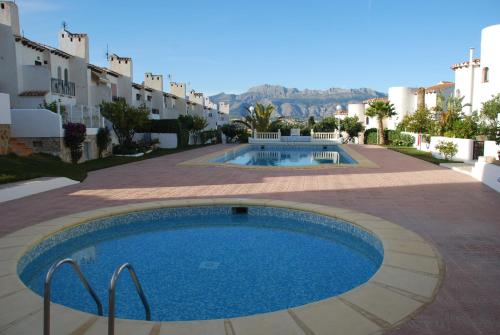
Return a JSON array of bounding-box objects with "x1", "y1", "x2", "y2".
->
[{"x1": 15, "y1": 0, "x2": 500, "y2": 95}]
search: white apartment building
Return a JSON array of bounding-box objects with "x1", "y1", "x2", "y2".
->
[
  {"x1": 0, "y1": 0, "x2": 228, "y2": 160},
  {"x1": 452, "y1": 24, "x2": 500, "y2": 114},
  {"x1": 348, "y1": 24, "x2": 499, "y2": 131}
]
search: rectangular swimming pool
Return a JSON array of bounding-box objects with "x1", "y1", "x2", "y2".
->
[{"x1": 210, "y1": 144, "x2": 357, "y2": 167}]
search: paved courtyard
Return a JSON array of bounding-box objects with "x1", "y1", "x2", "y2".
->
[{"x1": 1, "y1": 144, "x2": 499, "y2": 335}]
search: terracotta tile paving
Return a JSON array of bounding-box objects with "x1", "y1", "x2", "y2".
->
[{"x1": 1, "y1": 144, "x2": 499, "y2": 334}]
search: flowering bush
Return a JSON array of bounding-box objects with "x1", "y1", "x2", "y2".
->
[
  {"x1": 63, "y1": 122, "x2": 86, "y2": 163},
  {"x1": 435, "y1": 140, "x2": 458, "y2": 161}
]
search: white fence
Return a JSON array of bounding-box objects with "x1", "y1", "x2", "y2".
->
[
  {"x1": 403, "y1": 132, "x2": 499, "y2": 162},
  {"x1": 63, "y1": 105, "x2": 105, "y2": 129},
  {"x1": 249, "y1": 130, "x2": 281, "y2": 143},
  {"x1": 311, "y1": 130, "x2": 340, "y2": 141},
  {"x1": 11, "y1": 109, "x2": 63, "y2": 137}
]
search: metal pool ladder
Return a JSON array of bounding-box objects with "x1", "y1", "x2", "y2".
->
[
  {"x1": 108, "y1": 263, "x2": 151, "y2": 335},
  {"x1": 44, "y1": 258, "x2": 103, "y2": 335}
]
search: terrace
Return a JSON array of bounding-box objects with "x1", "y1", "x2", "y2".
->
[{"x1": 1, "y1": 144, "x2": 499, "y2": 334}]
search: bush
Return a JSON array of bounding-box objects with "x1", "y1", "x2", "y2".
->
[
  {"x1": 435, "y1": 140, "x2": 458, "y2": 160},
  {"x1": 96, "y1": 127, "x2": 111, "y2": 158},
  {"x1": 364, "y1": 128, "x2": 378, "y2": 144},
  {"x1": 63, "y1": 123, "x2": 86, "y2": 164},
  {"x1": 200, "y1": 130, "x2": 220, "y2": 144},
  {"x1": 388, "y1": 131, "x2": 415, "y2": 147},
  {"x1": 221, "y1": 124, "x2": 239, "y2": 143}
]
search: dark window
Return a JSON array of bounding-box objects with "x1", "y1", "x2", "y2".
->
[
  {"x1": 136, "y1": 94, "x2": 141, "y2": 101},
  {"x1": 1, "y1": 4, "x2": 5, "y2": 9},
  {"x1": 34, "y1": 60, "x2": 42, "y2": 66},
  {"x1": 483, "y1": 67, "x2": 490, "y2": 83},
  {"x1": 64, "y1": 68, "x2": 68, "y2": 82},
  {"x1": 147, "y1": 95, "x2": 152, "y2": 101},
  {"x1": 152, "y1": 108, "x2": 159, "y2": 114},
  {"x1": 366, "y1": 117, "x2": 369, "y2": 125},
  {"x1": 61, "y1": 33, "x2": 64, "y2": 38},
  {"x1": 57, "y1": 66, "x2": 62, "y2": 80},
  {"x1": 43, "y1": 60, "x2": 48, "y2": 64}
]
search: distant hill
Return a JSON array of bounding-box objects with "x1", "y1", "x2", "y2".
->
[{"x1": 210, "y1": 84, "x2": 386, "y2": 120}]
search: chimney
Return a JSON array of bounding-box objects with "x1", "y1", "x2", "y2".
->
[
  {"x1": 0, "y1": 1, "x2": 20, "y2": 35},
  {"x1": 417, "y1": 87, "x2": 426, "y2": 110},
  {"x1": 468, "y1": 48, "x2": 475, "y2": 115}
]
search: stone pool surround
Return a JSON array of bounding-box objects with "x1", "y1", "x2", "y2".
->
[
  {"x1": 0, "y1": 198, "x2": 443, "y2": 335},
  {"x1": 179, "y1": 144, "x2": 379, "y2": 169}
]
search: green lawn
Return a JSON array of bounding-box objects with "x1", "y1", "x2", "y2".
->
[
  {"x1": 0, "y1": 145, "x2": 210, "y2": 185},
  {"x1": 387, "y1": 146, "x2": 460, "y2": 165}
]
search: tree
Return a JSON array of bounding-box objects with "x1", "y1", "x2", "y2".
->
[
  {"x1": 96, "y1": 127, "x2": 111, "y2": 158},
  {"x1": 100, "y1": 100, "x2": 149, "y2": 148},
  {"x1": 63, "y1": 122, "x2": 86, "y2": 164},
  {"x1": 234, "y1": 103, "x2": 275, "y2": 132},
  {"x1": 191, "y1": 115, "x2": 208, "y2": 143},
  {"x1": 365, "y1": 101, "x2": 396, "y2": 145},
  {"x1": 438, "y1": 96, "x2": 465, "y2": 135},
  {"x1": 479, "y1": 94, "x2": 500, "y2": 142},
  {"x1": 340, "y1": 116, "x2": 364, "y2": 141},
  {"x1": 313, "y1": 116, "x2": 337, "y2": 132},
  {"x1": 400, "y1": 107, "x2": 435, "y2": 134},
  {"x1": 308, "y1": 116, "x2": 316, "y2": 127}
]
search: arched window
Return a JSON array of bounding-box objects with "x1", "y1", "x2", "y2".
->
[
  {"x1": 57, "y1": 66, "x2": 62, "y2": 80},
  {"x1": 64, "y1": 69, "x2": 68, "y2": 83},
  {"x1": 483, "y1": 67, "x2": 490, "y2": 83}
]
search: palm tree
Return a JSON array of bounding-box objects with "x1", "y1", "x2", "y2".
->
[
  {"x1": 234, "y1": 103, "x2": 275, "y2": 132},
  {"x1": 365, "y1": 100, "x2": 396, "y2": 145}
]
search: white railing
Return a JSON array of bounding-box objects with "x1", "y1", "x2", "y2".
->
[
  {"x1": 63, "y1": 105, "x2": 105, "y2": 129},
  {"x1": 249, "y1": 130, "x2": 281, "y2": 143},
  {"x1": 311, "y1": 130, "x2": 340, "y2": 141}
]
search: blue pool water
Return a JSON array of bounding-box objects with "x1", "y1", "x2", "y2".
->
[
  {"x1": 210, "y1": 145, "x2": 357, "y2": 166},
  {"x1": 19, "y1": 206, "x2": 383, "y2": 321}
]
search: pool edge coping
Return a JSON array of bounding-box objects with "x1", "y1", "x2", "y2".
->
[
  {"x1": 177, "y1": 144, "x2": 379, "y2": 169},
  {"x1": 0, "y1": 198, "x2": 443, "y2": 335}
]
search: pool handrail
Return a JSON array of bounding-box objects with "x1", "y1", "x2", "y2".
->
[
  {"x1": 44, "y1": 258, "x2": 103, "y2": 335},
  {"x1": 108, "y1": 263, "x2": 151, "y2": 335}
]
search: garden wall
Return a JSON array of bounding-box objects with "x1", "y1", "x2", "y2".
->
[{"x1": 403, "y1": 132, "x2": 474, "y2": 162}]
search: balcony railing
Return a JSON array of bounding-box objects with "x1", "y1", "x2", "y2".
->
[{"x1": 51, "y1": 78, "x2": 75, "y2": 97}]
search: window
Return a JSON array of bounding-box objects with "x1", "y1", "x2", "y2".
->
[
  {"x1": 64, "y1": 69, "x2": 68, "y2": 83},
  {"x1": 57, "y1": 66, "x2": 62, "y2": 80},
  {"x1": 136, "y1": 94, "x2": 141, "y2": 101},
  {"x1": 483, "y1": 67, "x2": 490, "y2": 83},
  {"x1": 152, "y1": 108, "x2": 159, "y2": 114},
  {"x1": 1, "y1": 3, "x2": 5, "y2": 9},
  {"x1": 34, "y1": 60, "x2": 42, "y2": 66},
  {"x1": 147, "y1": 95, "x2": 152, "y2": 101},
  {"x1": 366, "y1": 117, "x2": 369, "y2": 125}
]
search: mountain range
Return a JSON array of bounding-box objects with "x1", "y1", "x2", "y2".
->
[{"x1": 209, "y1": 84, "x2": 386, "y2": 120}]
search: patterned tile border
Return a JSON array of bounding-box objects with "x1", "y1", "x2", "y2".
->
[
  {"x1": 0, "y1": 198, "x2": 443, "y2": 335},
  {"x1": 178, "y1": 144, "x2": 379, "y2": 169}
]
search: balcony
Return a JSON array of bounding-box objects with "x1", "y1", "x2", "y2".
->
[{"x1": 51, "y1": 78, "x2": 76, "y2": 97}]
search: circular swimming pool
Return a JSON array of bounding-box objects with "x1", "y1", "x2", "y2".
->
[{"x1": 18, "y1": 206, "x2": 383, "y2": 321}]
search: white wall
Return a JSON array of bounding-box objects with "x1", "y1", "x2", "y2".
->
[
  {"x1": 0, "y1": 93, "x2": 11, "y2": 124},
  {"x1": 11, "y1": 109, "x2": 63, "y2": 137},
  {"x1": 484, "y1": 140, "x2": 499, "y2": 159},
  {"x1": 477, "y1": 24, "x2": 500, "y2": 110},
  {"x1": 472, "y1": 162, "x2": 500, "y2": 192},
  {"x1": 152, "y1": 133, "x2": 177, "y2": 149},
  {"x1": 403, "y1": 132, "x2": 475, "y2": 162}
]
